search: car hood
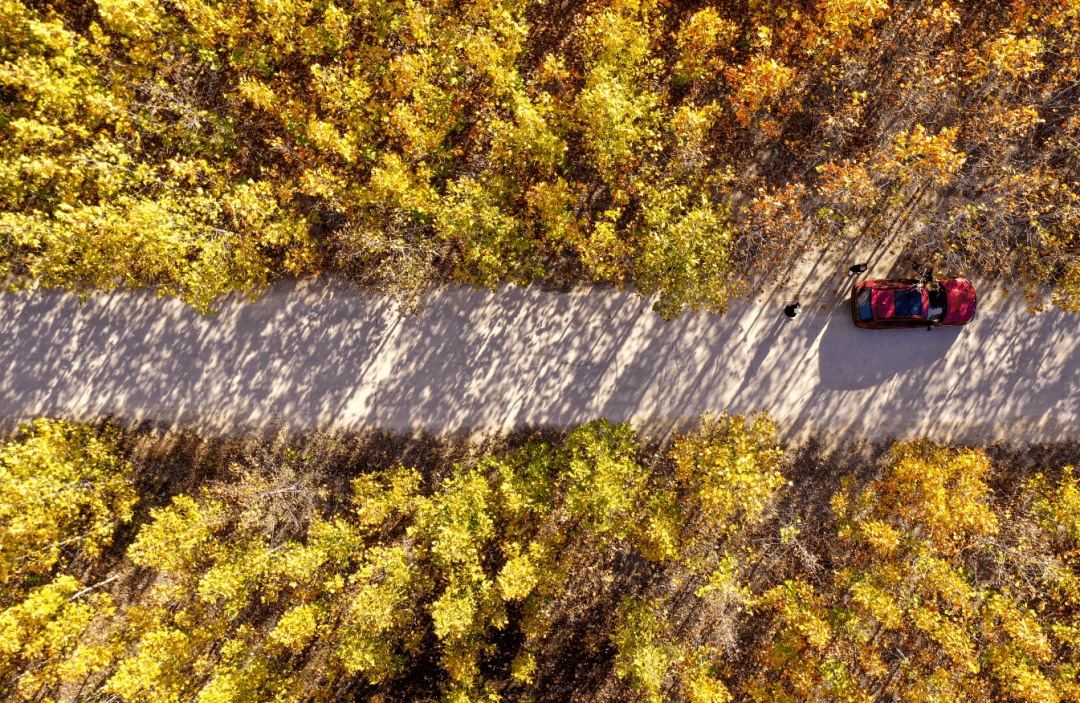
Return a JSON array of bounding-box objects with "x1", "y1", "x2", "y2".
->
[{"x1": 942, "y1": 278, "x2": 977, "y2": 325}]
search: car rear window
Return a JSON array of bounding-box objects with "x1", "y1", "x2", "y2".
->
[{"x1": 894, "y1": 288, "x2": 925, "y2": 318}]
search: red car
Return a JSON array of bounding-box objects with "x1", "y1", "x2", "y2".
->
[{"x1": 851, "y1": 277, "x2": 977, "y2": 329}]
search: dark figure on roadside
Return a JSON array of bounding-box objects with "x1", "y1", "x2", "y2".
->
[
  {"x1": 904, "y1": 250, "x2": 936, "y2": 281},
  {"x1": 849, "y1": 263, "x2": 868, "y2": 274},
  {"x1": 784, "y1": 302, "x2": 800, "y2": 318}
]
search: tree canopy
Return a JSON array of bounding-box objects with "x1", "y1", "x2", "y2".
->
[
  {"x1": 4, "y1": 417, "x2": 1080, "y2": 701},
  {"x1": 1, "y1": 0, "x2": 1077, "y2": 315}
]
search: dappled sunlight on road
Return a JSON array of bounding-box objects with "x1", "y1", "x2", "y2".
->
[{"x1": 0, "y1": 279, "x2": 1076, "y2": 444}]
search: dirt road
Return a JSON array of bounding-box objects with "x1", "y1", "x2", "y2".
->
[{"x1": 0, "y1": 277, "x2": 1076, "y2": 444}]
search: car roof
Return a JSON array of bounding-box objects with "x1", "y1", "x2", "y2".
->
[{"x1": 870, "y1": 285, "x2": 926, "y2": 320}]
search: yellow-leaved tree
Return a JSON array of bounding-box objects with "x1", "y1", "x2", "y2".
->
[
  {"x1": 748, "y1": 439, "x2": 1080, "y2": 702},
  {"x1": 0, "y1": 419, "x2": 136, "y2": 586},
  {"x1": 610, "y1": 412, "x2": 785, "y2": 703},
  {"x1": 0, "y1": 419, "x2": 136, "y2": 701}
]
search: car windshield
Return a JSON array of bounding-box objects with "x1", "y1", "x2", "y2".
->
[
  {"x1": 928, "y1": 284, "x2": 947, "y2": 323},
  {"x1": 894, "y1": 288, "x2": 924, "y2": 318}
]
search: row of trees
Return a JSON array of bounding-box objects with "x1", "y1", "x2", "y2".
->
[
  {"x1": 3, "y1": 416, "x2": 1080, "y2": 701},
  {"x1": 2, "y1": 0, "x2": 1077, "y2": 315}
]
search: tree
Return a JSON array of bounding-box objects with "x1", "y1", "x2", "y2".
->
[
  {"x1": 0, "y1": 420, "x2": 134, "y2": 701},
  {"x1": 612, "y1": 596, "x2": 676, "y2": 703},
  {"x1": 0, "y1": 576, "x2": 119, "y2": 701},
  {"x1": 8, "y1": 416, "x2": 1080, "y2": 702},
  {"x1": 750, "y1": 439, "x2": 1080, "y2": 703},
  {"x1": 673, "y1": 9, "x2": 737, "y2": 86},
  {"x1": 632, "y1": 179, "x2": 736, "y2": 319},
  {"x1": 0, "y1": 419, "x2": 136, "y2": 587},
  {"x1": 2, "y1": 0, "x2": 1079, "y2": 315},
  {"x1": 612, "y1": 596, "x2": 733, "y2": 703}
]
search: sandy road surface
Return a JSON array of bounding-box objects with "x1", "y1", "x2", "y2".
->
[{"x1": 0, "y1": 275, "x2": 1077, "y2": 444}]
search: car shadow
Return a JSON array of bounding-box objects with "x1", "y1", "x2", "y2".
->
[{"x1": 816, "y1": 315, "x2": 965, "y2": 391}]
